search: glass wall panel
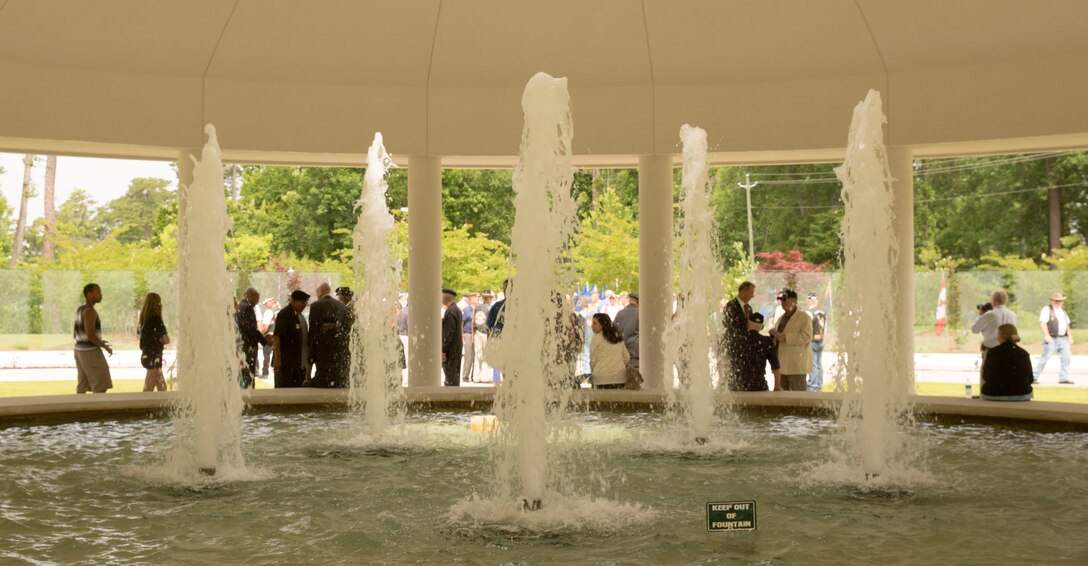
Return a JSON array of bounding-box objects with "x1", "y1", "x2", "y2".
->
[
  {"x1": 1011, "y1": 270, "x2": 1062, "y2": 324},
  {"x1": 0, "y1": 270, "x2": 31, "y2": 335},
  {"x1": 41, "y1": 270, "x2": 84, "y2": 335},
  {"x1": 90, "y1": 271, "x2": 136, "y2": 336}
]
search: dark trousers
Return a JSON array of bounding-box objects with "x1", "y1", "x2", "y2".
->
[
  {"x1": 443, "y1": 355, "x2": 462, "y2": 386},
  {"x1": 275, "y1": 366, "x2": 306, "y2": 388},
  {"x1": 261, "y1": 342, "x2": 273, "y2": 376},
  {"x1": 240, "y1": 346, "x2": 259, "y2": 389}
]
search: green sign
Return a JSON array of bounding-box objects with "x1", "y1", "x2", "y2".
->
[{"x1": 706, "y1": 501, "x2": 756, "y2": 532}]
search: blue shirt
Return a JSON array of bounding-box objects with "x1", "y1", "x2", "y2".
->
[{"x1": 461, "y1": 305, "x2": 474, "y2": 333}]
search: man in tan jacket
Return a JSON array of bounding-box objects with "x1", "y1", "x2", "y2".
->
[{"x1": 771, "y1": 289, "x2": 813, "y2": 391}]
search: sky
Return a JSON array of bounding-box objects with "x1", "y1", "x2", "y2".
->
[{"x1": 0, "y1": 152, "x2": 177, "y2": 222}]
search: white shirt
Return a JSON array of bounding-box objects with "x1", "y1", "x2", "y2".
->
[
  {"x1": 971, "y1": 305, "x2": 1017, "y2": 348},
  {"x1": 590, "y1": 333, "x2": 629, "y2": 385},
  {"x1": 262, "y1": 307, "x2": 276, "y2": 326},
  {"x1": 1039, "y1": 304, "x2": 1070, "y2": 337}
]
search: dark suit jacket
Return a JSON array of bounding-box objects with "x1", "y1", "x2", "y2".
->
[
  {"x1": 275, "y1": 306, "x2": 306, "y2": 372},
  {"x1": 724, "y1": 297, "x2": 750, "y2": 338},
  {"x1": 235, "y1": 300, "x2": 267, "y2": 352},
  {"x1": 308, "y1": 296, "x2": 347, "y2": 348},
  {"x1": 442, "y1": 306, "x2": 463, "y2": 359},
  {"x1": 722, "y1": 297, "x2": 753, "y2": 382}
]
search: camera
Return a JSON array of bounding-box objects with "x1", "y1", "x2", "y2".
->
[{"x1": 977, "y1": 302, "x2": 993, "y2": 314}]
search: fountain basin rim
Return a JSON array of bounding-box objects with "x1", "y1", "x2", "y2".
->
[{"x1": 1, "y1": 388, "x2": 1086, "y2": 428}]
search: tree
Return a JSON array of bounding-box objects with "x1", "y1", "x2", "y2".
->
[
  {"x1": 233, "y1": 166, "x2": 363, "y2": 261},
  {"x1": 9, "y1": 155, "x2": 35, "y2": 267},
  {"x1": 98, "y1": 177, "x2": 174, "y2": 243},
  {"x1": 572, "y1": 168, "x2": 639, "y2": 221},
  {"x1": 755, "y1": 250, "x2": 829, "y2": 272},
  {"x1": 226, "y1": 233, "x2": 273, "y2": 272},
  {"x1": 571, "y1": 187, "x2": 638, "y2": 291},
  {"x1": 441, "y1": 222, "x2": 510, "y2": 292},
  {"x1": 42, "y1": 156, "x2": 57, "y2": 261},
  {"x1": 914, "y1": 151, "x2": 1088, "y2": 267},
  {"x1": 709, "y1": 164, "x2": 844, "y2": 270},
  {"x1": 55, "y1": 189, "x2": 105, "y2": 247},
  {"x1": 440, "y1": 169, "x2": 516, "y2": 244},
  {"x1": 0, "y1": 188, "x2": 14, "y2": 260}
]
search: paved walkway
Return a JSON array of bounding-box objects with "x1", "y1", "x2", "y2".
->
[{"x1": 0, "y1": 350, "x2": 1084, "y2": 386}]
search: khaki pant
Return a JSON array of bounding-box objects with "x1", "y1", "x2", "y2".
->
[
  {"x1": 472, "y1": 332, "x2": 491, "y2": 383},
  {"x1": 780, "y1": 374, "x2": 807, "y2": 391},
  {"x1": 75, "y1": 349, "x2": 113, "y2": 393},
  {"x1": 461, "y1": 332, "x2": 475, "y2": 381}
]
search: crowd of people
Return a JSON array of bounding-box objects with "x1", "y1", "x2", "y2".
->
[
  {"x1": 67, "y1": 279, "x2": 1073, "y2": 398},
  {"x1": 720, "y1": 282, "x2": 826, "y2": 392},
  {"x1": 436, "y1": 281, "x2": 642, "y2": 389}
]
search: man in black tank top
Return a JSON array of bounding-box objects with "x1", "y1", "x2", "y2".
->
[{"x1": 74, "y1": 283, "x2": 113, "y2": 393}]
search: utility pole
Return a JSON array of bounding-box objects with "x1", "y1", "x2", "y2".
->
[{"x1": 737, "y1": 172, "x2": 759, "y2": 270}]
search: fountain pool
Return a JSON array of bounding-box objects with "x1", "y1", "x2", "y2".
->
[{"x1": 2, "y1": 407, "x2": 1086, "y2": 564}]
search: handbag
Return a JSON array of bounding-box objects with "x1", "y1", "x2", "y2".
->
[{"x1": 624, "y1": 365, "x2": 643, "y2": 390}]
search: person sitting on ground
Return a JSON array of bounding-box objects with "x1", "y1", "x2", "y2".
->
[
  {"x1": 729, "y1": 312, "x2": 780, "y2": 392},
  {"x1": 589, "y1": 313, "x2": 629, "y2": 389},
  {"x1": 981, "y1": 323, "x2": 1034, "y2": 402}
]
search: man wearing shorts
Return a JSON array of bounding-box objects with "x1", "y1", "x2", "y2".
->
[{"x1": 74, "y1": 283, "x2": 113, "y2": 393}]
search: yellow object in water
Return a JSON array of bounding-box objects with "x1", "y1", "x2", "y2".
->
[{"x1": 469, "y1": 415, "x2": 498, "y2": 433}]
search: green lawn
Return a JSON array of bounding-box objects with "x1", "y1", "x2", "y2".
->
[
  {"x1": 0, "y1": 333, "x2": 141, "y2": 351},
  {"x1": 912, "y1": 326, "x2": 1085, "y2": 355},
  {"x1": 0, "y1": 379, "x2": 272, "y2": 397}
]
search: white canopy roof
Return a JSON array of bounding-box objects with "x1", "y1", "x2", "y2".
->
[{"x1": 1, "y1": 0, "x2": 1086, "y2": 166}]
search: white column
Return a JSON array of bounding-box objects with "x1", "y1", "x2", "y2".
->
[
  {"x1": 407, "y1": 155, "x2": 443, "y2": 387},
  {"x1": 888, "y1": 147, "x2": 915, "y2": 388},
  {"x1": 638, "y1": 155, "x2": 674, "y2": 390},
  {"x1": 176, "y1": 149, "x2": 198, "y2": 383}
]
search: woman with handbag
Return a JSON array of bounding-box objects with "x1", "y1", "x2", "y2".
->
[{"x1": 590, "y1": 313, "x2": 629, "y2": 389}]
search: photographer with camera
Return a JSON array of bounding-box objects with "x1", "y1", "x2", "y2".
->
[{"x1": 970, "y1": 290, "x2": 1017, "y2": 376}]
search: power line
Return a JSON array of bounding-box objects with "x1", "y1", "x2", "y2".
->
[
  {"x1": 746, "y1": 181, "x2": 1087, "y2": 210},
  {"x1": 918, "y1": 151, "x2": 1067, "y2": 174},
  {"x1": 737, "y1": 150, "x2": 1077, "y2": 184}
]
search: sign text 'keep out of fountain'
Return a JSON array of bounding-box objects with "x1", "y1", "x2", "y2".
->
[{"x1": 706, "y1": 501, "x2": 757, "y2": 532}]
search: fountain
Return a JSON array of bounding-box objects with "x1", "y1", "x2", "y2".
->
[
  {"x1": 825, "y1": 90, "x2": 924, "y2": 486},
  {"x1": 486, "y1": 72, "x2": 580, "y2": 512},
  {"x1": 664, "y1": 124, "x2": 725, "y2": 446},
  {"x1": 170, "y1": 124, "x2": 245, "y2": 477},
  {"x1": 349, "y1": 133, "x2": 405, "y2": 438},
  {"x1": 2, "y1": 84, "x2": 1087, "y2": 565}
]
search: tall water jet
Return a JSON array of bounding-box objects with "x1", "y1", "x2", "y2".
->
[
  {"x1": 173, "y1": 125, "x2": 244, "y2": 476},
  {"x1": 832, "y1": 90, "x2": 918, "y2": 482},
  {"x1": 664, "y1": 125, "x2": 724, "y2": 444},
  {"x1": 349, "y1": 133, "x2": 404, "y2": 436},
  {"x1": 490, "y1": 72, "x2": 579, "y2": 510}
]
